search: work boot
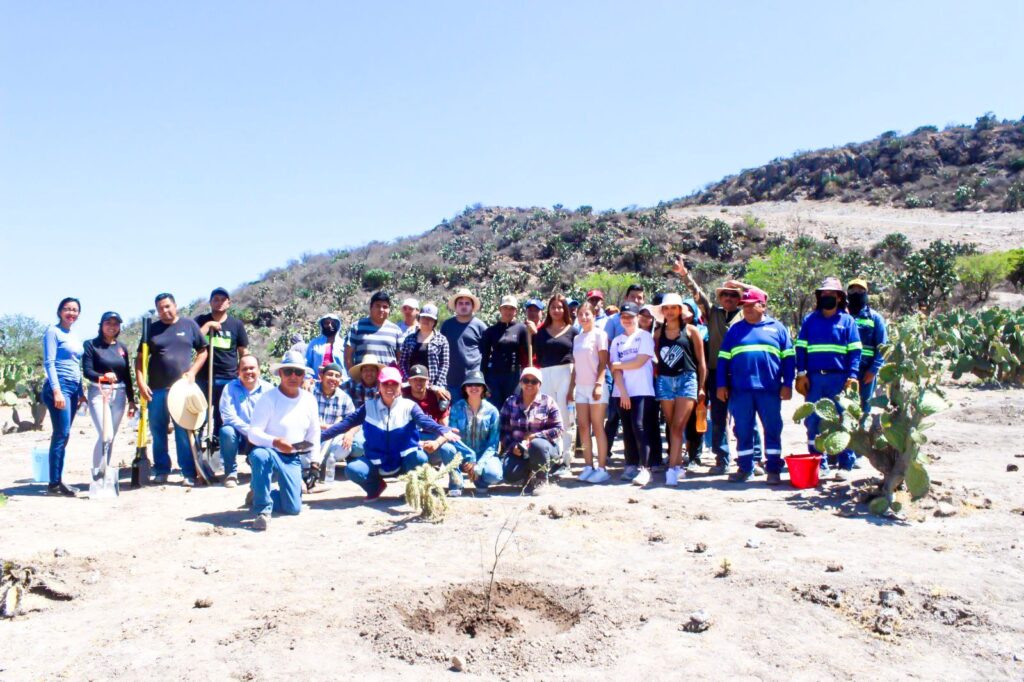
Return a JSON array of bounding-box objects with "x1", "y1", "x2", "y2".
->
[
  {"x1": 752, "y1": 462, "x2": 765, "y2": 476},
  {"x1": 708, "y1": 463, "x2": 731, "y2": 476},
  {"x1": 253, "y1": 513, "x2": 271, "y2": 531},
  {"x1": 766, "y1": 472, "x2": 783, "y2": 486},
  {"x1": 223, "y1": 474, "x2": 238, "y2": 489},
  {"x1": 728, "y1": 470, "x2": 752, "y2": 483},
  {"x1": 46, "y1": 483, "x2": 79, "y2": 497}
]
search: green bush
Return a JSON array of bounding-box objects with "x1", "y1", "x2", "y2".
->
[
  {"x1": 955, "y1": 251, "x2": 1013, "y2": 302},
  {"x1": 1005, "y1": 181, "x2": 1024, "y2": 211},
  {"x1": 1009, "y1": 249, "x2": 1024, "y2": 290},
  {"x1": 1008, "y1": 156, "x2": 1024, "y2": 173},
  {"x1": 361, "y1": 268, "x2": 393, "y2": 290},
  {"x1": 930, "y1": 307, "x2": 1024, "y2": 384},
  {"x1": 953, "y1": 184, "x2": 975, "y2": 209},
  {"x1": 895, "y1": 240, "x2": 960, "y2": 313},
  {"x1": 744, "y1": 246, "x2": 839, "y2": 329},
  {"x1": 701, "y1": 218, "x2": 736, "y2": 260}
]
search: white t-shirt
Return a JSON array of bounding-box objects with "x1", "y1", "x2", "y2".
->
[
  {"x1": 248, "y1": 388, "x2": 321, "y2": 451},
  {"x1": 572, "y1": 328, "x2": 609, "y2": 386},
  {"x1": 609, "y1": 329, "x2": 655, "y2": 398}
]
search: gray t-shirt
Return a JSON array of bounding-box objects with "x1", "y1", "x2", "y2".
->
[{"x1": 439, "y1": 316, "x2": 488, "y2": 392}]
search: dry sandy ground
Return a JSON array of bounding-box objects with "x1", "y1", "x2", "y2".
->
[
  {"x1": 669, "y1": 200, "x2": 1024, "y2": 253},
  {"x1": 1, "y1": 383, "x2": 1023, "y2": 680}
]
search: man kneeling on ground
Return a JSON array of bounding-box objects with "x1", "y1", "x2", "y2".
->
[
  {"x1": 246, "y1": 351, "x2": 320, "y2": 530},
  {"x1": 321, "y1": 366, "x2": 461, "y2": 500},
  {"x1": 219, "y1": 354, "x2": 273, "y2": 488}
]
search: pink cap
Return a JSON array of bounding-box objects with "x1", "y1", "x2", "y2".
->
[
  {"x1": 740, "y1": 288, "x2": 768, "y2": 305},
  {"x1": 378, "y1": 366, "x2": 402, "y2": 385}
]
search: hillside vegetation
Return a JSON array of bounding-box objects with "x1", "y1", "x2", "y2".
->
[{"x1": 675, "y1": 115, "x2": 1024, "y2": 212}]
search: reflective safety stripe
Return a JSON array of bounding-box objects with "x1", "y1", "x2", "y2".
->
[
  {"x1": 781, "y1": 349, "x2": 796, "y2": 358},
  {"x1": 806, "y1": 344, "x2": 848, "y2": 354},
  {"x1": 861, "y1": 348, "x2": 876, "y2": 357},
  {"x1": 795, "y1": 340, "x2": 809, "y2": 348},
  {"x1": 735, "y1": 449, "x2": 756, "y2": 456},
  {"x1": 856, "y1": 318, "x2": 875, "y2": 328},
  {"x1": 847, "y1": 341, "x2": 863, "y2": 351}
]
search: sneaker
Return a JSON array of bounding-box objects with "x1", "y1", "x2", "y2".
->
[
  {"x1": 365, "y1": 479, "x2": 387, "y2": 501},
  {"x1": 224, "y1": 474, "x2": 238, "y2": 489},
  {"x1": 753, "y1": 462, "x2": 765, "y2": 477},
  {"x1": 632, "y1": 468, "x2": 651, "y2": 487},
  {"x1": 182, "y1": 477, "x2": 195, "y2": 488},
  {"x1": 620, "y1": 465, "x2": 639, "y2": 481},
  {"x1": 553, "y1": 466, "x2": 574, "y2": 479},
  {"x1": 708, "y1": 464, "x2": 730, "y2": 476},
  {"x1": 588, "y1": 468, "x2": 611, "y2": 484},
  {"x1": 46, "y1": 483, "x2": 78, "y2": 497},
  {"x1": 244, "y1": 489, "x2": 254, "y2": 507},
  {"x1": 766, "y1": 472, "x2": 783, "y2": 486},
  {"x1": 448, "y1": 488, "x2": 463, "y2": 498},
  {"x1": 253, "y1": 513, "x2": 270, "y2": 531},
  {"x1": 686, "y1": 459, "x2": 702, "y2": 472},
  {"x1": 578, "y1": 466, "x2": 595, "y2": 482},
  {"x1": 665, "y1": 467, "x2": 681, "y2": 487},
  {"x1": 728, "y1": 470, "x2": 752, "y2": 483},
  {"x1": 153, "y1": 473, "x2": 169, "y2": 484}
]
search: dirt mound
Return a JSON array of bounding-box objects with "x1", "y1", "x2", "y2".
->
[{"x1": 359, "y1": 581, "x2": 619, "y2": 675}]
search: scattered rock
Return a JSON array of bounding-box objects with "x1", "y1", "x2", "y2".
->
[
  {"x1": 745, "y1": 538, "x2": 761, "y2": 549},
  {"x1": 935, "y1": 502, "x2": 958, "y2": 517},
  {"x1": 53, "y1": 548, "x2": 69, "y2": 558},
  {"x1": 1007, "y1": 464, "x2": 1019, "y2": 472},
  {"x1": 627, "y1": 498, "x2": 639, "y2": 504},
  {"x1": 647, "y1": 531, "x2": 666, "y2": 544},
  {"x1": 799, "y1": 584, "x2": 843, "y2": 608},
  {"x1": 194, "y1": 598, "x2": 213, "y2": 609},
  {"x1": 694, "y1": 513, "x2": 710, "y2": 521},
  {"x1": 542, "y1": 505, "x2": 564, "y2": 520},
  {"x1": 874, "y1": 607, "x2": 899, "y2": 635},
  {"x1": 689, "y1": 543, "x2": 708, "y2": 554},
  {"x1": 879, "y1": 589, "x2": 901, "y2": 608},
  {"x1": 755, "y1": 518, "x2": 799, "y2": 533},
  {"x1": 83, "y1": 570, "x2": 101, "y2": 585},
  {"x1": 682, "y1": 609, "x2": 711, "y2": 633},
  {"x1": 826, "y1": 563, "x2": 844, "y2": 573}
]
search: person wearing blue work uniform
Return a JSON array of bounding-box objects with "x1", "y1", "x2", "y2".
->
[
  {"x1": 717, "y1": 288, "x2": 795, "y2": 485},
  {"x1": 846, "y1": 278, "x2": 887, "y2": 411},
  {"x1": 794, "y1": 277, "x2": 863, "y2": 480},
  {"x1": 41, "y1": 297, "x2": 85, "y2": 496}
]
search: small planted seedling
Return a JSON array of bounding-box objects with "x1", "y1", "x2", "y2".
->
[{"x1": 399, "y1": 454, "x2": 462, "y2": 522}]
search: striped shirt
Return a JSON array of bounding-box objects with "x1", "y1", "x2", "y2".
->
[{"x1": 345, "y1": 317, "x2": 403, "y2": 367}]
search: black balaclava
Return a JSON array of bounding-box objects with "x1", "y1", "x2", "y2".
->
[
  {"x1": 847, "y1": 291, "x2": 868, "y2": 314},
  {"x1": 816, "y1": 293, "x2": 839, "y2": 312}
]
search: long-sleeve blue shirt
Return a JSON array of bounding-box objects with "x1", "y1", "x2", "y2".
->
[
  {"x1": 795, "y1": 310, "x2": 862, "y2": 379},
  {"x1": 42, "y1": 324, "x2": 83, "y2": 390},
  {"x1": 219, "y1": 378, "x2": 274, "y2": 439},
  {"x1": 305, "y1": 333, "x2": 346, "y2": 373},
  {"x1": 717, "y1": 316, "x2": 795, "y2": 391},
  {"x1": 852, "y1": 307, "x2": 887, "y2": 374},
  {"x1": 448, "y1": 399, "x2": 500, "y2": 462}
]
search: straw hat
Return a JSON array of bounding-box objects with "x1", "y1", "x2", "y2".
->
[
  {"x1": 447, "y1": 288, "x2": 481, "y2": 312},
  {"x1": 167, "y1": 378, "x2": 208, "y2": 431},
  {"x1": 349, "y1": 354, "x2": 385, "y2": 381}
]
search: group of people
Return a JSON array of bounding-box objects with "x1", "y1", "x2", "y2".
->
[{"x1": 37, "y1": 262, "x2": 887, "y2": 530}]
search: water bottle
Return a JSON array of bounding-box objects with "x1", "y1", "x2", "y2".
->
[
  {"x1": 324, "y1": 452, "x2": 336, "y2": 484},
  {"x1": 567, "y1": 402, "x2": 576, "y2": 424},
  {"x1": 695, "y1": 401, "x2": 707, "y2": 433}
]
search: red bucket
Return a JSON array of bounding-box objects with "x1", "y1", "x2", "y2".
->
[{"x1": 785, "y1": 454, "x2": 822, "y2": 489}]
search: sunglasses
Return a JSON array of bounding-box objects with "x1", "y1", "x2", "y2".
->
[
  {"x1": 521, "y1": 378, "x2": 540, "y2": 385},
  {"x1": 280, "y1": 367, "x2": 305, "y2": 377}
]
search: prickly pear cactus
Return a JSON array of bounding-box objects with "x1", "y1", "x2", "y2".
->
[{"x1": 399, "y1": 453, "x2": 462, "y2": 522}]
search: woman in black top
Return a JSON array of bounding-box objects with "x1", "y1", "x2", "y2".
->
[
  {"x1": 480, "y1": 296, "x2": 530, "y2": 409},
  {"x1": 82, "y1": 312, "x2": 137, "y2": 475},
  {"x1": 533, "y1": 294, "x2": 578, "y2": 466},
  {"x1": 654, "y1": 294, "x2": 706, "y2": 486}
]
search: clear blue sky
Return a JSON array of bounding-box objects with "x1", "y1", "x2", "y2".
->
[{"x1": 2, "y1": 1, "x2": 1022, "y2": 333}]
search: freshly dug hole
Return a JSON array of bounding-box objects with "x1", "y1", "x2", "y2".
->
[{"x1": 401, "y1": 581, "x2": 582, "y2": 640}]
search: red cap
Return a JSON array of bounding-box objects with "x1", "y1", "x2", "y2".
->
[
  {"x1": 740, "y1": 288, "x2": 767, "y2": 305},
  {"x1": 586, "y1": 289, "x2": 605, "y2": 300}
]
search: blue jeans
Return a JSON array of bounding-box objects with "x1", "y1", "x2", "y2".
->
[
  {"x1": 249, "y1": 447, "x2": 302, "y2": 515},
  {"x1": 502, "y1": 437, "x2": 560, "y2": 485},
  {"x1": 42, "y1": 378, "x2": 82, "y2": 484},
  {"x1": 346, "y1": 450, "x2": 428, "y2": 496},
  {"x1": 148, "y1": 387, "x2": 196, "y2": 478},
  {"x1": 486, "y1": 372, "x2": 519, "y2": 410},
  {"x1": 219, "y1": 425, "x2": 251, "y2": 477},
  {"x1": 729, "y1": 389, "x2": 784, "y2": 474},
  {"x1": 805, "y1": 372, "x2": 855, "y2": 470}
]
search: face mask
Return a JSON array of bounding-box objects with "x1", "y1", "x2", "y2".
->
[
  {"x1": 817, "y1": 295, "x2": 838, "y2": 311},
  {"x1": 847, "y1": 292, "x2": 867, "y2": 313}
]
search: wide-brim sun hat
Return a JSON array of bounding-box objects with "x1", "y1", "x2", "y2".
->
[
  {"x1": 714, "y1": 282, "x2": 745, "y2": 297},
  {"x1": 349, "y1": 354, "x2": 385, "y2": 380},
  {"x1": 167, "y1": 378, "x2": 208, "y2": 431},
  {"x1": 640, "y1": 304, "x2": 663, "y2": 324},
  {"x1": 447, "y1": 288, "x2": 481, "y2": 313},
  {"x1": 271, "y1": 350, "x2": 307, "y2": 373},
  {"x1": 461, "y1": 369, "x2": 490, "y2": 398},
  {"x1": 816, "y1": 276, "x2": 845, "y2": 293}
]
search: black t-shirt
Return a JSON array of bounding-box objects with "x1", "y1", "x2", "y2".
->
[
  {"x1": 141, "y1": 317, "x2": 208, "y2": 390},
  {"x1": 656, "y1": 327, "x2": 697, "y2": 377},
  {"x1": 410, "y1": 341, "x2": 430, "y2": 369},
  {"x1": 481, "y1": 321, "x2": 529, "y2": 375},
  {"x1": 535, "y1": 325, "x2": 577, "y2": 367},
  {"x1": 194, "y1": 314, "x2": 249, "y2": 380},
  {"x1": 82, "y1": 338, "x2": 136, "y2": 403}
]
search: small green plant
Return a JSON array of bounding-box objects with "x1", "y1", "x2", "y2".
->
[
  {"x1": 895, "y1": 240, "x2": 960, "y2": 313},
  {"x1": 930, "y1": 308, "x2": 1024, "y2": 384},
  {"x1": 953, "y1": 184, "x2": 975, "y2": 209},
  {"x1": 399, "y1": 453, "x2": 462, "y2": 522},
  {"x1": 903, "y1": 194, "x2": 922, "y2": 209},
  {"x1": 1005, "y1": 181, "x2": 1024, "y2": 211},
  {"x1": 955, "y1": 251, "x2": 1014, "y2": 302},
  {"x1": 715, "y1": 558, "x2": 732, "y2": 578},
  {"x1": 361, "y1": 268, "x2": 393, "y2": 291},
  {"x1": 793, "y1": 317, "x2": 947, "y2": 516},
  {"x1": 701, "y1": 218, "x2": 736, "y2": 260}
]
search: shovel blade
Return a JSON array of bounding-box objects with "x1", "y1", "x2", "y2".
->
[{"x1": 131, "y1": 447, "x2": 152, "y2": 488}]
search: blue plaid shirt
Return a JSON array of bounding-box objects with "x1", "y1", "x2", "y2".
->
[{"x1": 313, "y1": 383, "x2": 356, "y2": 426}]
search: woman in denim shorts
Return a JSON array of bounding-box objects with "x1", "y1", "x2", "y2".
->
[{"x1": 654, "y1": 293, "x2": 707, "y2": 486}]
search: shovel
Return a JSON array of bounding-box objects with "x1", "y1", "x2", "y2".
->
[
  {"x1": 89, "y1": 377, "x2": 119, "y2": 499},
  {"x1": 131, "y1": 317, "x2": 152, "y2": 487},
  {"x1": 199, "y1": 334, "x2": 222, "y2": 477}
]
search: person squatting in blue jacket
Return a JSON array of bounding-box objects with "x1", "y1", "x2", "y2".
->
[
  {"x1": 846, "y1": 278, "x2": 887, "y2": 411},
  {"x1": 321, "y1": 366, "x2": 461, "y2": 500},
  {"x1": 795, "y1": 277, "x2": 863, "y2": 478},
  {"x1": 716, "y1": 288, "x2": 794, "y2": 485}
]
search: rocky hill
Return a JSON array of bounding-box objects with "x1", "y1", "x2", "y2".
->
[{"x1": 674, "y1": 115, "x2": 1024, "y2": 212}]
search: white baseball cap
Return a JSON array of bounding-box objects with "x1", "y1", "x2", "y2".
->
[{"x1": 401, "y1": 298, "x2": 420, "y2": 310}]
